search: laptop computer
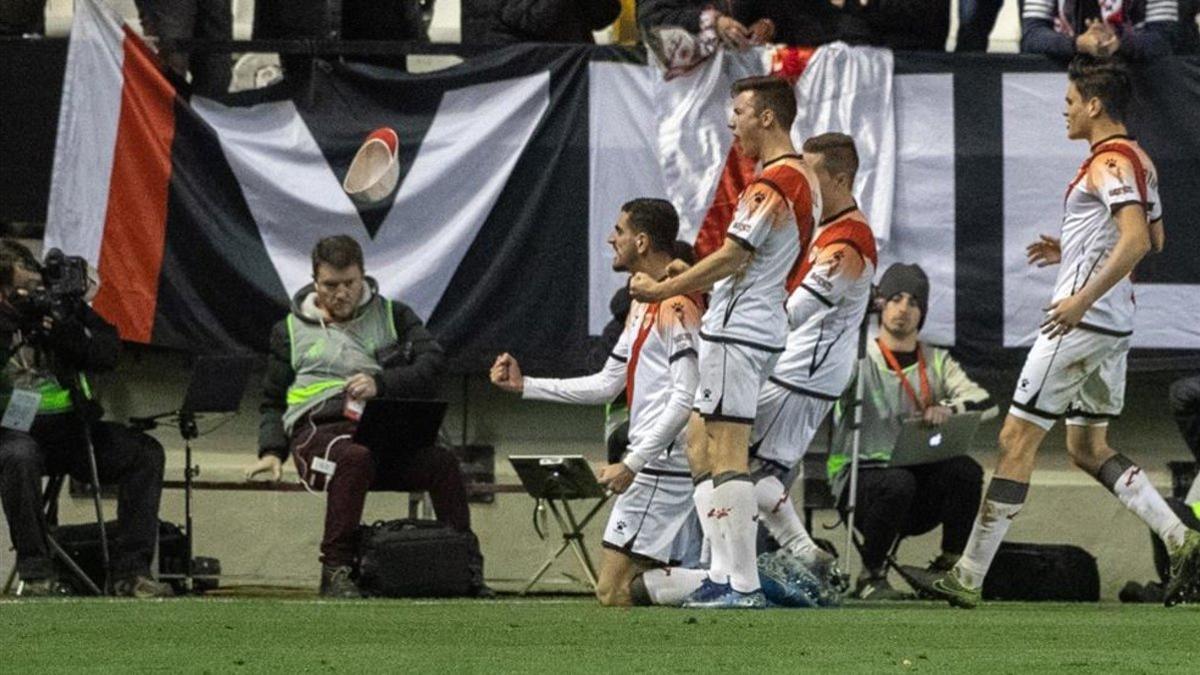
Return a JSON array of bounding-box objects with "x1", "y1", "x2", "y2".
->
[
  {"x1": 509, "y1": 455, "x2": 606, "y2": 500},
  {"x1": 889, "y1": 411, "x2": 983, "y2": 468},
  {"x1": 353, "y1": 398, "x2": 448, "y2": 454},
  {"x1": 180, "y1": 354, "x2": 257, "y2": 415}
]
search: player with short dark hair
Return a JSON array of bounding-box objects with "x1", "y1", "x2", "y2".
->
[
  {"x1": 491, "y1": 199, "x2": 704, "y2": 606},
  {"x1": 932, "y1": 56, "x2": 1200, "y2": 608},
  {"x1": 629, "y1": 75, "x2": 820, "y2": 608}
]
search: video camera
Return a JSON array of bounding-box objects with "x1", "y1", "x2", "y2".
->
[{"x1": 10, "y1": 248, "x2": 91, "y2": 330}]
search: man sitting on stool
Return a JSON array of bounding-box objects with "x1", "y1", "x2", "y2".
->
[
  {"x1": 0, "y1": 240, "x2": 171, "y2": 598},
  {"x1": 829, "y1": 263, "x2": 998, "y2": 599},
  {"x1": 245, "y1": 235, "x2": 484, "y2": 598}
]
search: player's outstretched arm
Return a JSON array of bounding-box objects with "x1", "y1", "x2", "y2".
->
[
  {"x1": 630, "y1": 237, "x2": 750, "y2": 302},
  {"x1": 1025, "y1": 234, "x2": 1062, "y2": 267}
]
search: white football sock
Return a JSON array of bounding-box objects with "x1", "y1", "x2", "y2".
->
[
  {"x1": 1110, "y1": 464, "x2": 1188, "y2": 550},
  {"x1": 954, "y1": 478, "x2": 1028, "y2": 589},
  {"x1": 693, "y1": 478, "x2": 728, "y2": 583},
  {"x1": 754, "y1": 475, "x2": 820, "y2": 563},
  {"x1": 641, "y1": 567, "x2": 708, "y2": 606},
  {"x1": 712, "y1": 474, "x2": 761, "y2": 593}
]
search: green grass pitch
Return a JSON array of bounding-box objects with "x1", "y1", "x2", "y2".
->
[{"x1": 2, "y1": 597, "x2": 1196, "y2": 672}]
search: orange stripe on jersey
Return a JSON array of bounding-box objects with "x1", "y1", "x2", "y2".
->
[
  {"x1": 1065, "y1": 140, "x2": 1149, "y2": 207},
  {"x1": 657, "y1": 291, "x2": 706, "y2": 337},
  {"x1": 1092, "y1": 142, "x2": 1149, "y2": 206},
  {"x1": 786, "y1": 211, "x2": 875, "y2": 295},
  {"x1": 757, "y1": 161, "x2": 816, "y2": 289}
]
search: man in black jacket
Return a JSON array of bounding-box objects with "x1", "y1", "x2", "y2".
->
[
  {"x1": 0, "y1": 240, "x2": 170, "y2": 598},
  {"x1": 471, "y1": 0, "x2": 621, "y2": 43},
  {"x1": 244, "y1": 235, "x2": 482, "y2": 598}
]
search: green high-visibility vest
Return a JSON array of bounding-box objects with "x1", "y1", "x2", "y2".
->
[{"x1": 282, "y1": 297, "x2": 397, "y2": 433}]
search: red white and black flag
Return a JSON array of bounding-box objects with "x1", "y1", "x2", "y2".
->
[
  {"x1": 46, "y1": 1, "x2": 1200, "y2": 374},
  {"x1": 47, "y1": 0, "x2": 599, "y2": 371}
]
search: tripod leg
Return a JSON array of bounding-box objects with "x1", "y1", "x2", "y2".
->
[
  {"x1": 561, "y1": 501, "x2": 600, "y2": 588},
  {"x1": 81, "y1": 424, "x2": 111, "y2": 594},
  {"x1": 46, "y1": 533, "x2": 103, "y2": 595},
  {"x1": 521, "y1": 538, "x2": 573, "y2": 595}
]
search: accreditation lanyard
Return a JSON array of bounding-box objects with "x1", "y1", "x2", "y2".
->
[
  {"x1": 626, "y1": 302, "x2": 660, "y2": 403},
  {"x1": 876, "y1": 339, "x2": 932, "y2": 412}
]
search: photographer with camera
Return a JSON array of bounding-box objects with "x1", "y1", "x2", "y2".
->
[{"x1": 0, "y1": 240, "x2": 171, "y2": 598}]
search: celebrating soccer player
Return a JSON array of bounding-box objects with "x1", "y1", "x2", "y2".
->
[
  {"x1": 629, "y1": 76, "x2": 820, "y2": 608},
  {"x1": 491, "y1": 199, "x2": 703, "y2": 606},
  {"x1": 931, "y1": 56, "x2": 1200, "y2": 608}
]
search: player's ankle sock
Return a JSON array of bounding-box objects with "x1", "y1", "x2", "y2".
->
[
  {"x1": 712, "y1": 471, "x2": 760, "y2": 593},
  {"x1": 1098, "y1": 454, "x2": 1187, "y2": 549},
  {"x1": 954, "y1": 478, "x2": 1028, "y2": 589},
  {"x1": 640, "y1": 567, "x2": 708, "y2": 606},
  {"x1": 753, "y1": 475, "x2": 819, "y2": 563},
  {"x1": 693, "y1": 475, "x2": 729, "y2": 583}
]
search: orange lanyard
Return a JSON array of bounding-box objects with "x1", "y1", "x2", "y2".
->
[
  {"x1": 626, "y1": 303, "x2": 660, "y2": 403},
  {"x1": 876, "y1": 339, "x2": 932, "y2": 412}
]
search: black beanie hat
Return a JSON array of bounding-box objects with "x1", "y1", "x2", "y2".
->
[{"x1": 878, "y1": 263, "x2": 929, "y2": 328}]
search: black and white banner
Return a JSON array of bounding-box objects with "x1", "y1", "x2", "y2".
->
[{"x1": 44, "y1": 1, "x2": 1200, "y2": 375}]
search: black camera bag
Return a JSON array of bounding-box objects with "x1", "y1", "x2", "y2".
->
[
  {"x1": 357, "y1": 518, "x2": 478, "y2": 597},
  {"x1": 982, "y1": 542, "x2": 1099, "y2": 602},
  {"x1": 51, "y1": 520, "x2": 220, "y2": 594}
]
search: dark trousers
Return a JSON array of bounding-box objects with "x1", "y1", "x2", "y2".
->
[
  {"x1": 844, "y1": 456, "x2": 983, "y2": 571},
  {"x1": 134, "y1": 0, "x2": 232, "y2": 97},
  {"x1": 0, "y1": 417, "x2": 165, "y2": 580},
  {"x1": 290, "y1": 419, "x2": 472, "y2": 567},
  {"x1": 956, "y1": 0, "x2": 1005, "y2": 51},
  {"x1": 1169, "y1": 374, "x2": 1200, "y2": 462}
]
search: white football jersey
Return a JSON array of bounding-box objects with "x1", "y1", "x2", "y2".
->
[
  {"x1": 1054, "y1": 137, "x2": 1161, "y2": 335},
  {"x1": 703, "y1": 156, "x2": 821, "y2": 351},
  {"x1": 771, "y1": 208, "x2": 878, "y2": 398}
]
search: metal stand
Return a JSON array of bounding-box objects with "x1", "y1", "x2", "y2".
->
[
  {"x1": 2, "y1": 473, "x2": 107, "y2": 595},
  {"x1": 842, "y1": 297, "x2": 874, "y2": 583},
  {"x1": 179, "y1": 410, "x2": 199, "y2": 593},
  {"x1": 130, "y1": 408, "x2": 207, "y2": 593},
  {"x1": 79, "y1": 421, "x2": 111, "y2": 593},
  {"x1": 520, "y1": 495, "x2": 608, "y2": 595}
]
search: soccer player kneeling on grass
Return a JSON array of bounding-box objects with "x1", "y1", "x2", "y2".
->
[
  {"x1": 930, "y1": 56, "x2": 1200, "y2": 608},
  {"x1": 491, "y1": 199, "x2": 704, "y2": 606}
]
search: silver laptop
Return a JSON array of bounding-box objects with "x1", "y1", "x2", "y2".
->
[{"x1": 889, "y1": 412, "x2": 982, "y2": 467}]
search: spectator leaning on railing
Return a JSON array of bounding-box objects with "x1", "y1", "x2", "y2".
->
[{"x1": 1020, "y1": 0, "x2": 1179, "y2": 61}]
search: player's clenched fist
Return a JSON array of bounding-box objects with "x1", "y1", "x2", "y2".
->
[
  {"x1": 629, "y1": 272, "x2": 664, "y2": 302},
  {"x1": 490, "y1": 352, "x2": 524, "y2": 393}
]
